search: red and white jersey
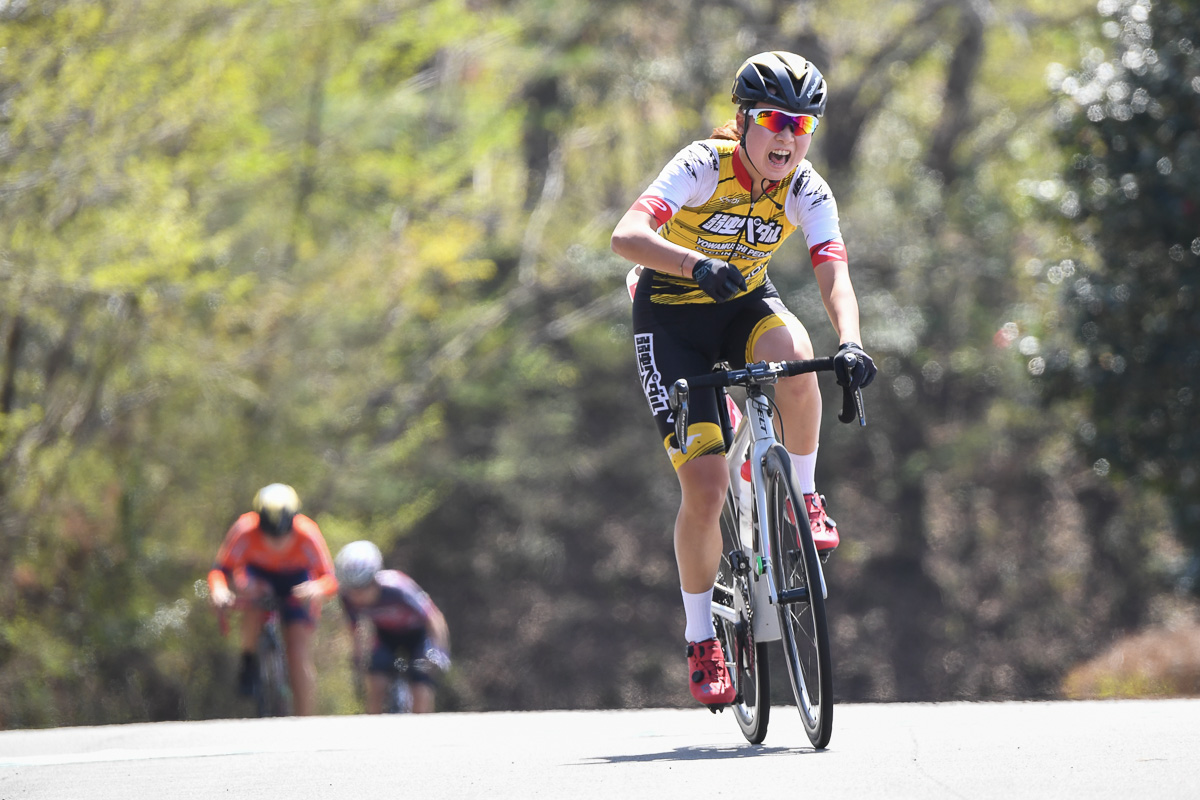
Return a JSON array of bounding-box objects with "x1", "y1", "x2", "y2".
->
[{"x1": 630, "y1": 139, "x2": 845, "y2": 304}]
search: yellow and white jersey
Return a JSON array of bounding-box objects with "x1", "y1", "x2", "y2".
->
[{"x1": 630, "y1": 139, "x2": 844, "y2": 305}]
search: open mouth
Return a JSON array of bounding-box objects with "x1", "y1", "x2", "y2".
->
[{"x1": 767, "y1": 149, "x2": 790, "y2": 167}]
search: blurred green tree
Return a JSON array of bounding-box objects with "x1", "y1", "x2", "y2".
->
[
  {"x1": 1, "y1": 0, "x2": 1192, "y2": 726},
  {"x1": 1042, "y1": 0, "x2": 1200, "y2": 581}
]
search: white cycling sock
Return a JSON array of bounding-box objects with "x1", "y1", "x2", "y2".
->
[
  {"x1": 681, "y1": 586, "x2": 717, "y2": 643},
  {"x1": 790, "y1": 446, "x2": 818, "y2": 494}
]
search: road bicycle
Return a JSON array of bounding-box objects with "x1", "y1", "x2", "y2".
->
[
  {"x1": 668, "y1": 354, "x2": 866, "y2": 748},
  {"x1": 385, "y1": 645, "x2": 451, "y2": 713},
  {"x1": 384, "y1": 656, "x2": 416, "y2": 714},
  {"x1": 217, "y1": 594, "x2": 292, "y2": 717}
]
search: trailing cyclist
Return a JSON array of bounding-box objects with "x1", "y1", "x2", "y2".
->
[
  {"x1": 611, "y1": 52, "x2": 876, "y2": 707},
  {"x1": 207, "y1": 483, "x2": 338, "y2": 716},
  {"x1": 335, "y1": 540, "x2": 451, "y2": 714}
]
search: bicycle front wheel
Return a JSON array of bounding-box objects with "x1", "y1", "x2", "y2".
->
[
  {"x1": 388, "y1": 664, "x2": 413, "y2": 714},
  {"x1": 763, "y1": 445, "x2": 833, "y2": 748},
  {"x1": 712, "y1": 488, "x2": 770, "y2": 744},
  {"x1": 256, "y1": 624, "x2": 292, "y2": 717}
]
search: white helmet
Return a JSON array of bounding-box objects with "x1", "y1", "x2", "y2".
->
[
  {"x1": 253, "y1": 483, "x2": 301, "y2": 537},
  {"x1": 335, "y1": 540, "x2": 383, "y2": 589}
]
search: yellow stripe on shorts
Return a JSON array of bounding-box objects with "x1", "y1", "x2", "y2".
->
[
  {"x1": 664, "y1": 422, "x2": 725, "y2": 471},
  {"x1": 744, "y1": 311, "x2": 797, "y2": 364}
]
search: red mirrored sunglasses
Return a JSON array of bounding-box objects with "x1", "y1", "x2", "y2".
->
[{"x1": 747, "y1": 108, "x2": 819, "y2": 136}]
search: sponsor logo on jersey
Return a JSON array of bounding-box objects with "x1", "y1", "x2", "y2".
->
[
  {"x1": 809, "y1": 239, "x2": 847, "y2": 266},
  {"x1": 632, "y1": 195, "x2": 675, "y2": 226},
  {"x1": 695, "y1": 237, "x2": 737, "y2": 254},
  {"x1": 635, "y1": 333, "x2": 671, "y2": 416},
  {"x1": 699, "y1": 213, "x2": 783, "y2": 245}
]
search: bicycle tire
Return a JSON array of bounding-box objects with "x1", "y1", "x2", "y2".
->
[
  {"x1": 763, "y1": 445, "x2": 833, "y2": 748},
  {"x1": 712, "y1": 489, "x2": 770, "y2": 744},
  {"x1": 256, "y1": 623, "x2": 292, "y2": 717},
  {"x1": 388, "y1": 659, "x2": 413, "y2": 714}
]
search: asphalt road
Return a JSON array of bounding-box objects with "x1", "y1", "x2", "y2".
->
[{"x1": 1, "y1": 699, "x2": 1197, "y2": 799}]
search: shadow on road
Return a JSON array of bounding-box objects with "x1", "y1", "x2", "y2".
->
[{"x1": 576, "y1": 744, "x2": 818, "y2": 764}]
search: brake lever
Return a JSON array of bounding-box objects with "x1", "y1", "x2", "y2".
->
[
  {"x1": 837, "y1": 385, "x2": 868, "y2": 425},
  {"x1": 669, "y1": 379, "x2": 691, "y2": 454},
  {"x1": 835, "y1": 352, "x2": 868, "y2": 426}
]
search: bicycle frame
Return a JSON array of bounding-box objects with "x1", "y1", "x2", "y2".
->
[
  {"x1": 215, "y1": 593, "x2": 292, "y2": 717},
  {"x1": 717, "y1": 385, "x2": 830, "y2": 644}
]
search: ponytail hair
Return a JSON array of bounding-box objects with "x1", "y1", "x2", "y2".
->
[
  {"x1": 710, "y1": 106, "x2": 747, "y2": 142},
  {"x1": 710, "y1": 118, "x2": 740, "y2": 141}
]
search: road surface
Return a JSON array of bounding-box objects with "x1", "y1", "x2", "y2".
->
[{"x1": 1, "y1": 699, "x2": 1196, "y2": 798}]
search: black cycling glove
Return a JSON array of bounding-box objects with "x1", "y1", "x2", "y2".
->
[
  {"x1": 835, "y1": 341, "x2": 877, "y2": 389},
  {"x1": 691, "y1": 258, "x2": 747, "y2": 303}
]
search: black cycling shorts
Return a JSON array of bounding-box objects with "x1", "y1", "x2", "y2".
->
[
  {"x1": 632, "y1": 274, "x2": 796, "y2": 470},
  {"x1": 370, "y1": 630, "x2": 441, "y2": 686}
]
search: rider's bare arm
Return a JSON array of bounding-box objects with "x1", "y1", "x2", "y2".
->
[
  {"x1": 427, "y1": 607, "x2": 451, "y2": 651},
  {"x1": 611, "y1": 209, "x2": 701, "y2": 277},
  {"x1": 813, "y1": 259, "x2": 863, "y2": 346}
]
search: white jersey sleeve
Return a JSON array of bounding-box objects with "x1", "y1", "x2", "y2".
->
[
  {"x1": 784, "y1": 162, "x2": 843, "y2": 251},
  {"x1": 635, "y1": 141, "x2": 722, "y2": 220}
]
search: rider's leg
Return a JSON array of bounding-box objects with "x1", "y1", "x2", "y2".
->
[
  {"x1": 283, "y1": 621, "x2": 318, "y2": 715},
  {"x1": 238, "y1": 608, "x2": 268, "y2": 653},
  {"x1": 365, "y1": 673, "x2": 389, "y2": 714},
  {"x1": 752, "y1": 317, "x2": 838, "y2": 546},
  {"x1": 236, "y1": 608, "x2": 267, "y2": 694},
  {"x1": 674, "y1": 453, "x2": 729, "y2": 594},
  {"x1": 752, "y1": 318, "x2": 821, "y2": 456},
  {"x1": 676, "y1": 452, "x2": 737, "y2": 705},
  {"x1": 411, "y1": 682, "x2": 436, "y2": 714},
  {"x1": 675, "y1": 453, "x2": 729, "y2": 642}
]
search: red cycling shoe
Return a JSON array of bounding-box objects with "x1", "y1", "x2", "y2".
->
[
  {"x1": 786, "y1": 493, "x2": 840, "y2": 552},
  {"x1": 804, "y1": 493, "x2": 840, "y2": 552},
  {"x1": 687, "y1": 637, "x2": 735, "y2": 706}
]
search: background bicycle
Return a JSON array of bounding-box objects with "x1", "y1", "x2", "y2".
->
[
  {"x1": 670, "y1": 354, "x2": 865, "y2": 747},
  {"x1": 217, "y1": 594, "x2": 292, "y2": 718},
  {"x1": 387, "y1": 644, "x2": 451, "y2": 713}
]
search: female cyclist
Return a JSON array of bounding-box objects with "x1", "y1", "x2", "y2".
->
[
  {"x1": 335, "y1": 540, "x2": 451, "y2": 714},
  {"x1": 611, "y1": 51, "x2": 876, "y2": 706},
  {"x1": 207, "y1": 483, "x2": 338, "y2": 715}
]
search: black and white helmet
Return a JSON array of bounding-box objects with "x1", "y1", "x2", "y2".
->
[
  {"x1": 731, "y1": 51, "x2": 828, "y2": 117},
  {"x1": 253, "y1": 483, "x2": 300, "y2": 537},
  {"x1": 335, "y1": 540, "x2": 383, "y2": 589}
]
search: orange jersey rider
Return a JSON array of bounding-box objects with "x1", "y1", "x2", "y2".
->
[{"x1": 207, "y1": 483, "x2": 337, "y2": 715}]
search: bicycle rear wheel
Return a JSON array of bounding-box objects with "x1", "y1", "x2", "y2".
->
[
  {"x1": 712, "y1": 490, "x2": 770, "y2": 744},
  {"x1": 763, "y1": 445, "x2": 833, "y2": 748}
]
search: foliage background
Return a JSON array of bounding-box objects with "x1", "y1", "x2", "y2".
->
[{"x1": 1, "y1": 0, "x2": 1196, "y2": 727}]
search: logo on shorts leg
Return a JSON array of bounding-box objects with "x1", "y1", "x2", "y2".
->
[{"x1": 635, "y1": 333, "x2": 671, "y2": 416}]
